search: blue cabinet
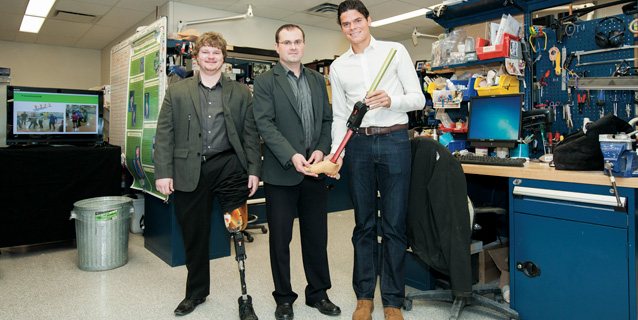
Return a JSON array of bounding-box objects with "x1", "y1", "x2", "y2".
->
[{"x1": 509, "y1": 178, "x2": 637, "y2": 319}]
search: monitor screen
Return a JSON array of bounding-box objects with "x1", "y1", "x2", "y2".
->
[
  {"x1": 467, "y1": 94, "x2": 522, "y2": 149},
  {"x1": 6, "y1": 86, "x2": 104, "y2": 145}
]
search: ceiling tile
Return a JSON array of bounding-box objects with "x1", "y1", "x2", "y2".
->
[
  {"x1": 53, "y1": 0, "x2": 113, "y2": 16},
  {"x1": 3, "y1": 0, "x2": 28, "y2": 15},
  {"x1": 0, "y1": 31, "x2": 17, "y2": 41},
  {"x1": 14, "y1": 32, "x2": 38, "y2": 44},
  {"x1": 38, "y1": 19, "x2": 92, "y2": 38},
  {"x1": 83, "y1": 25, "x2": 126, "y2": 40},
  {"x1": 96, "y1": 7, "x2": 149, "y2": 28},
  {"x1": 368, "y1": 1, "x2": 421, "y2": 20},
  {"x1": 284, "y1": 12, "x2": 332, "y2": 27},
  {"x1": 176, "y1": 0, "x2": 238, "y2": 11},
  {"x1": 74, "y1": 0, "x2": 120, "y2": 5},
  {"x1": 115, "y1": 0, "x2": 169, "y2": 12},
  {"x1": 398, "y1": 0, "x2": 441, "y2": 8},
  {"x1": 236, "y1": 4, "x2": 296, "y2": 20},
  {"x1": 0, "y1": 12, "x2": 23, "y2": 31}
]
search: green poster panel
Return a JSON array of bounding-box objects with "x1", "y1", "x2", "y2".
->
[{"x1": 128, "y1": 77, "x2": 144, "y2": 129}]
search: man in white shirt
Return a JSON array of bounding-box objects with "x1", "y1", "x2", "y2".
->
[{"x1": 327, "y1": 1, "x2": 425, "y2": 320}]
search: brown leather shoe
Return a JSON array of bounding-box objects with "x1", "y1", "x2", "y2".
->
[
  {"x1": 383, "y1": 307, "x2": 404, "y2": 320},
  {"x1": 352, "y1": 300, "x2": 373, "y2": 320}
]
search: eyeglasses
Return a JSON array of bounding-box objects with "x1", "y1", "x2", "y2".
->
[{"x1": 278, "y1": 40, "x2": 304, "y2": 47}]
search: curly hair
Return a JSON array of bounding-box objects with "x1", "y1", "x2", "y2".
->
[{"x1": 193, "y1": 31, "x2": 227, "y2": 61}]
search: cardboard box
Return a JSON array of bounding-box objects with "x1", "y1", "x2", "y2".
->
[{"x1": 478, "y1": 240, "x2": 509, "y2": 284}]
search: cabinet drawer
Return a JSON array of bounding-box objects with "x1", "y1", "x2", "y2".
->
[{"x1": 511, "y1": 180, "x2": 629, "y2": 228}]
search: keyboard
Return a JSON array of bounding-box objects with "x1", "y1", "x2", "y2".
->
[{"x1": 456, "y1": 154, "x2": 527, "y2": 167}]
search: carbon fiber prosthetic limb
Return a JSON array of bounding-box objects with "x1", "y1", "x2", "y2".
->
[{"x1": 224, "y1": 203, "x2": 258, "y2": 320}]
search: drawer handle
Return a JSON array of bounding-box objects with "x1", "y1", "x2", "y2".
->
[{"x1": 516, "y1": 260, "x2": 541, "y2": 278}]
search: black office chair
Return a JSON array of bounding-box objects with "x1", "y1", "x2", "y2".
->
[
  {"x1": 406, "y1": 137, "x2": 519, "y2": 320},
  {"x1": 242, "y1": 213, "x2": 267, "y2": 242}
]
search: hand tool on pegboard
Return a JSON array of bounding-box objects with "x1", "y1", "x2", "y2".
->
[{"x1": 597, "y1": 90, "x2": 606, "y2": 118}]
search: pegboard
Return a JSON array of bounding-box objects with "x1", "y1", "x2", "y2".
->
[{"x1": 532, "y1": 13, "x2": 636, "y2": 138}]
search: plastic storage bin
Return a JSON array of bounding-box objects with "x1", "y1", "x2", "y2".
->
[
  {"x1": 475, "y1": 33, "x2": 519, "y2": 60},
  {"x1": 70, "y1": 196, "x2": 134, "y2": 271},
  {"x1": 474, "y1": 75, "x2": 520, "y2": 96},
  {"x1": 449, "y1": 78, "x2": 478, "y2": 101}
]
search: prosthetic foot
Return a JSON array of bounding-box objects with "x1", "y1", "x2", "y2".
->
[
  {"x1": 306, "y1": 159, "x2": 340, "y2": 176},
  {"x1": 224, "y1": 204, "x2": 259, "y2": 320}
]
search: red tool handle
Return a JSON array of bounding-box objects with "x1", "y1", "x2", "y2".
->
[{"x1": 330, "y1": 130, "x2": 354, "y2": 163}]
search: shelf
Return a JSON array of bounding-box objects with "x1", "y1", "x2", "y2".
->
[
  {"x1": 426, "y1": 0, "x2": 575, "y2": 30},
  {"x1": 429, "y1": 57, "x2": 505, "y2": 71},
  {"x1": 567, "y1": 77, "x2": 638, "y2": 90}
]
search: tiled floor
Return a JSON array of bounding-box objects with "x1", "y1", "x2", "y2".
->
[{"x1": 0, "y1": 210, "x2": 509, "y2": 320}]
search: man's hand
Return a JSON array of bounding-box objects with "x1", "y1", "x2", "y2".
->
[
  {"x1": 247, "y1": 175, "x2": 259, "y2": 197},
  {"x1": 365, "y1": 89, "x2": 392, "y2": 110},
  {"x1": 291, "y1": 153, "x2": 318, "y2": 177},
  {"x1": 308, "y1": 150, "x2": 324, "y2": 165},
  {"x1": 156, "y1": 178, "x2": 174, "y2": 196},
  {"x1": 324, "y1": 153, "x2": 343, "y2": 179}
]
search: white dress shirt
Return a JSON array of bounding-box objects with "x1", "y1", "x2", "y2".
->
[{"x1": 329, "y1": 36, "x2": 426, "y2": 155}]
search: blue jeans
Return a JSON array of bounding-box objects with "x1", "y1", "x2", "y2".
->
[{"x1": 345, "y1": 128, "x2": 411, "y2": 308}]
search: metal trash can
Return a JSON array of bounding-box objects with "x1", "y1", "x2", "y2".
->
[{"x1": 70, "y1": 196, "x2": 134, "y2": 271}]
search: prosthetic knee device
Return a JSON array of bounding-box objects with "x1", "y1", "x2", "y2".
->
[{"x1": 224, "y1": 204, "x2": 259, "y2": 320}]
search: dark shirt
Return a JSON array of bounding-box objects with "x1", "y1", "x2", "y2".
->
[
  {"x1": 282, "y1": 64, "x2": 314, "y2": 151},
  {"x1": 198, "y1": 75, "x2": 231, "y2": 158}
]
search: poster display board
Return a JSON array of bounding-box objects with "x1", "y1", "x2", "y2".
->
[{"x1": 111, "y1": 17, "x2": 167, "y2": 200}]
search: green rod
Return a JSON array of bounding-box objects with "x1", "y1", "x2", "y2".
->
[{"x1": 366, "y1": 48, "x2": 397, "y2": 96}]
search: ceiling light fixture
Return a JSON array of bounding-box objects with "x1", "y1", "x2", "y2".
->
[
  {"x1": 20, "y1": 15, "x2": 45, "y2": 33},
  {"x1": 371, "y1": 8, "x2": 430, "y2": 27},
  {"x1": 25, "y1": 0, "x2": 56, "y2": 17},
  {"x1": 20, "y1": 0, "x2": 56, "y2": 33}
]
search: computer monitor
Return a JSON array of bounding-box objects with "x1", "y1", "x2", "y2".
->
[{"x1": 467, "y1": 94, "x2": 523, "y2": 149}]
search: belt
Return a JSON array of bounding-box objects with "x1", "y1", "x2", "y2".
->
[{"x1": 358, "y1": 124, "x2": 407, "y2": 135}]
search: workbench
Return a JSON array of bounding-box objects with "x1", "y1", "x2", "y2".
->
[{"x1": 463, "y1": 162, "x2": 637, "y2": 319}]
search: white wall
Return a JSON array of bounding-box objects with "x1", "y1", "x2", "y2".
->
[
  {"x1": 399, "y1": 38, "x2": 434, "y2": 64},
  {"x1": 0, "y1": 41, "x2": 101, "y2": 90},
  {"x1": 100, "y1": 4, "x2": 170, "y2": 85},
  {"x1": 169, "y1": 2, "x2": 351, "y2": 64}
]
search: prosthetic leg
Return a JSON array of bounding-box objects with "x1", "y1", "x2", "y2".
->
[
  {"x1": 306, "y1": 48, "x2": 397, "y2": 176},
  {"x1": 224, "y1": 204, "x2": 259, "y2": 320}
]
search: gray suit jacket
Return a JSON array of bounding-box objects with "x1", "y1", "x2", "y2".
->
[
  {"x1": 154, "y1": 75, "x2": 261, "y2": 192},
  {"x1": 253, "y1": 62, "x2": 332, "y2": 186}
]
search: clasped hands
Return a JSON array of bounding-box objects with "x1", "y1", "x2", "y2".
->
[{"x1": 293, "y1": 151, "x2": 342, "y2": 179}]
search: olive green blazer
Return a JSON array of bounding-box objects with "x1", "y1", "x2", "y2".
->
[
  {"x1": 253, "y1": 62, "x2": 332, "y2": 186},
  {"x1": 154, "y1": 75, "x2": 261, "y2": 192}
]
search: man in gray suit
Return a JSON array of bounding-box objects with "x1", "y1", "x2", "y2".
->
[
  {"x1": 155, "y1": 31, "x2": 261, "y2": 319},
  {"x1": 253, "y1": 24, "x2": 340, "y2": 320}
]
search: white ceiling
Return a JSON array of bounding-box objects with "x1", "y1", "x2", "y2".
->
[{"x1": 0, "y1": 0, "x2": 446, "y2": 50}]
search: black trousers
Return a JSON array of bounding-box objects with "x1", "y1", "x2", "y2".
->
[
  {"x1": 265, "y1": 177, "x2": 332, "y2": 305},
  {"x1": 174, "y1": 150, "x2": 248, "y2": 300}
]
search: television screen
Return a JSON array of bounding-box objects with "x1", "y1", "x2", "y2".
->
[
  {"x1": 6, "y1": 86, "x2": 104, "y2": 146},
  {"x1": 467, "y1": 94, "x2": 523, "y2": 149}
]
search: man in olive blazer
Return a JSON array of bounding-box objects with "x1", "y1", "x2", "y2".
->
[
  {"x1": 154, "y1": 32, "x2": 260, "y2": 319},
  {"x1": 253, "y1": 24, "x2": 340, "y2": 320},
  {"x1": 154, "y1": 74, "x2": 261, "y2": 189}
]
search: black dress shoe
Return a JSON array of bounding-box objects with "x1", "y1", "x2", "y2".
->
[
  {"x1": 174, "y1": 298, "x2": 206, "y2": 316},
  {"x1": 275, "y1": 302, "x2": 294, "y2": 320},
  {"x1": 306, "y1": 298, "x2": 341, "y2": 316},
  {"x1": 238, "y1": 295, "x2": 258, "y2": 320}
]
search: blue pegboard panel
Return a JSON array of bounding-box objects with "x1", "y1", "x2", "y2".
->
[{"x1": 532, "y1": 14, "x2": 635, "y2": 138}]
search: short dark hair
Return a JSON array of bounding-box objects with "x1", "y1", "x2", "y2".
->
[
  {"x1": 275, "y1": 24, "x2": 305, "y2": 43},
  {"x1": 337, "y1": 0, "x2": 370, "y2": 25},
  {"x1": 193, "y1": 31, "x2": 227, "y2": 61}
]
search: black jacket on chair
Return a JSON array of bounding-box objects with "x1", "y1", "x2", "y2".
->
[{"x1": 407, "y1": 137, "x2": 472, "y2": 297}]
